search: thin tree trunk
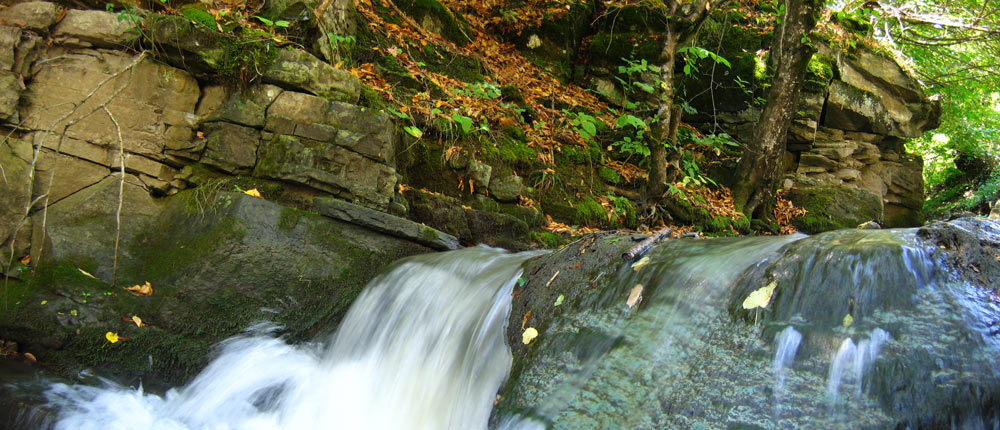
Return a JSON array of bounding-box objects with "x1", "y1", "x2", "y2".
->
[
  {"x1": 649, "y1": 29, "x2": 681, "y2": 198},
  {"x1": 732, "y1": 0, "x2": 821, "y2": 220}
]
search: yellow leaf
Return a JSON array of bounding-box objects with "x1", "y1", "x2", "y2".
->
[
  {"x1": 742, "y1": 281, "x2": 777, "y2": 310},
  {"x1": 23, "y1": 352, "x2": 36, "y2": 363},
  {"x1": 40, "y1": 300, "x2": 47, "y2": 305},
  {"x1": 554, "y1": 294, "x2": 564, "y2": 306},
  {"x1": 626, "y1": 284, "x2": 643, "y2": 308},
  {"x1": 842, "y1": 313, "x2": 854, "y2": 328},
  {"x1": 132, "y1": 315, "x2": 144, "y2": 327},
  {"x1": 124, "y1": 281, "x2": 153, "y2": 296},
  {"x1": 522, "y1": 327, "x2": 538, "y2": 345},
  {"x1": 631, "y1": 256, "x2": 651, "y2": 271},
  {"x1": 78, "y1": 268, "x2": 97, "y2": 279},
  {"x1": 105, "y1": 332, "x2": 119, "y2": 343},
  {"x1": 244, "y1": 188, "x2": 263, "y2": 199}
]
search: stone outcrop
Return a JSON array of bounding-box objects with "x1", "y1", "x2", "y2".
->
[{"x1": 682, "y1": 44, "x2": 939, "y2": 229}]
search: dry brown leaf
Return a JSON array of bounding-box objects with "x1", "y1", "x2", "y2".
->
[{"x1": 124, "y1": 281, "x2": 153, "y2": 297}]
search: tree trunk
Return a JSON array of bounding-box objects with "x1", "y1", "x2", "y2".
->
[
  {"x1": 648, "y1": 29, "x2": 681, "y2": 198},
  {"x1": 731, "y1": 0, "x2": 822, "y2": 221}
]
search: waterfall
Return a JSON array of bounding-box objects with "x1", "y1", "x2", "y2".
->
[{"x1": 45, "y1": 246, "x2": 540, "y2": 430}]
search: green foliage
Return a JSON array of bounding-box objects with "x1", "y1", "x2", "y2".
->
[
  {"x1": 326, "y1": 33, "x2": 357, "y2": 62},
  {"x1": 678, "y1": 46, "x2": 731, "y2": 76}
]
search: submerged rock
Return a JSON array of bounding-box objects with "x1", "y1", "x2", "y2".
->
[{"x1": 494, "y1": 219, "x2": 1000, "y2": 429}]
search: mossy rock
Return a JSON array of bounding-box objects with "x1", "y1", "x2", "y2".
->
[
  {"x1": 786, "y1": 186, "x2": 883, "y2": 234},
  {"x1": 395, "y1": 0, "x2": 472, "y2": 45},
  {"x1": 0, "y1": 192, "x2": 432, "y2": 384},
  {"x1": 662, "y1": 191, "x2": 750, "y2": 234}
]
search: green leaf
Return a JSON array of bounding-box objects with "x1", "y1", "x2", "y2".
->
[
  {"x1": 386, "y1": 108, "x2": 410, "y2": 120},
  {"x1": 403, "y1": 126, "x2": 423, "y2": 138},
  {"x1": 274, "y1": 20, "x2": 290, "y2": 28},
  {"x1": 452, "y1": 113, "x2": 474, "y2": 134},
  {"x1": 254, "y1": 16, "x2": 274, "y2": 27}
]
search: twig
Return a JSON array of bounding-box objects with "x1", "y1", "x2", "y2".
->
[
  {"x1": 3, "y1": 51, "x2": 147, "y2": 302},
  {"x1": 104, "y1": 106, "x2": 125, "y2": 287},
  {"x1": 622, "y1": 227, "x2": 671, "y2": 261}
]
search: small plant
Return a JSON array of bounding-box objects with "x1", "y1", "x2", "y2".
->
[{"x1": 327, "y1": 33, "x2": 356, "y2": 61}]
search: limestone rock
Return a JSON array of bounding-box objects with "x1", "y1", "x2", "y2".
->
[
  {"x1": 204, "y1": 85, "x2": 283, "y2": 128},
  {"x1": 0, "y1": 70, "x2": 19, "y2": 121},
  {"x1": 265, "y1": 90, "x2": 396, "y2": 165},
  {"x1": 1, "y1": 136, "x2": 30, "y2": 244},
  {"x1": 489, "y1": 174, "x2": 523, "y2": 202},
  {"x1": 787, "y1": 186, "x2": 883, "y2": 233},
  {"x1": 254, "y1": 134, "x2": 397, "y2": 210},
  {"x1": 31, "y1": 150, "x2": 110, "y2": 208},
  {"x1": 263, "y1": 49, "x2": 361, "y2": 103},
  {"x1": 0, "y1": 25, "x2": 19, "y2": 70},
  {"x1": 30, "y1": 174, "x2": 163, "y2": 280},
  {"x1": 200, "y1": 122, "x2": 260, "y2": 174},
  {"x1": 0, "y1": 2, "x2": 60, "y2": 31},
  {"x1": 19, "y1": 51, "x2": 200, "y2": 161},
  {"x1": 823, "y1": 79, "x2": 939, "y2": 139},
  {"x1": 314, "y1": 197, "x2": 459, "y2": 251},
  {"x1": 52, "y1": 9, "x2": 135, "y2": 48}
]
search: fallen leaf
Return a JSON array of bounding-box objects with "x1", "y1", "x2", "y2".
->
[
  {"x1": 23, "y1": 352, "x2": 36, "y2": 363},
  {"x1": 78, "y1": 268, "x2": 97, "y2": 279},
  {"x1": 522, "y1": 327, "x2": 538, "y2": 345},
  {"x1": 40, "y1": 300, "x2": 47, "y2": 305},
  {"x1": 631, "y1": 256, "x2": 651, "y2": 271},
  {"x1": 132, "y1": 315, "x2": 145, "y2": 327},
  {"x1": 521, "y1": 311, "x2": 532, "y2": 330},
  {"x1": 554, "y1": 294, "x2": 564, "y2": 306},
  {"x1": 19, "y1": 255, "x2": 29, "y2": 264},
  {"x1": 626, "y1": 284, "x2": 643, "y2": 308},
  {"x1": 244, "y1": 188, "x2": 263, "y2": 198},
  {"x1": 842, "y1": 313, "x2": 854, "y2": 328},
  {"x1": 124, "y1": 281, "x2": 153, "y2": 296},
  {"x1": 742, "y1": 281, "x2": 777, "y2": 310},
  {"x1": 196, "y1": 131, "x2": 205, "y2": 139},
  {"x1": 105, "y1": 332, "x2": 119, "y2": 343}
]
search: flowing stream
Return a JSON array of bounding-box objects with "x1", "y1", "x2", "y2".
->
[
  {"x1": 43, "y1": 246, "x2": 540, "y2": 430},
  {"x1": 6, "y1": 226, "x2": 1000, "y2": 429}
]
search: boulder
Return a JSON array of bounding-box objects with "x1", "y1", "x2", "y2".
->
[
  {"x1": 489, "y1": 173, "x2": 523, "y2": 202},
  {"x1": 52, "y1": 9, "x2": 135, "y2": 48},
  {"x1": 787, "y1": 186, "x2": 883, "y2": 233},
  {"x1": 254, "y1": 134, "x2": 397, "y2": 210},
  {"x1": 404, "y1": 188, "x2": 532, "y2": 250},
  {"x1": 0, "y1": 2, "x2": 60, "y2": 31},
  {"x1": 467, "y1": 159, "x2": 492, "y2": 192},
  {"x1": 1, "y1": 191, "x2": 433, "y2": 384},
  {"x1": 0, "y1": 69, "x2": 18, "y2": 121}
]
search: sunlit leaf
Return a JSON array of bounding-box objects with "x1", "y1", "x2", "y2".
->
[
  {"x1": 742, "y1": 281, "x2": 777, "y2": 310},
  {"x1": 403, "y1": 126, "x2": 423, "y2": 138},
  {"x1": 522, "y1": 327, "x2": 538, "y2": 345},
  {"x1": 124, "y1": 281, "x2": 153, "y2": 296},
  {"x1": 78, "y1": 268, "x2": 97, "y2": 279},
  {"x1": 105, "y1": 332, "x2": 119, "y2": 343},
  {"x1": 631, "y1": 256, "x2": 651, "y2": 271},
  {"x1": 554, "y1": 294, "x2": 564, "y2": 306},
  {"x1": 626, "y1": 284, "x2": 643, "y2": 308},
  {"x1": 842, "y1": 313, "x2": 854, "y2": 328},
  {"x1": 243, "y1": 188, "x2": 263, "y2": 198},
  {"x1": 132, "y1": 315, "x2": 145, "y2": 327},
  {"x1": 40, "y1": 300, "x2": 47, "y2": 305}
]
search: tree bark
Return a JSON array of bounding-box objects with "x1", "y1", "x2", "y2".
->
[
  {"x1": 731, "y1": 0, "x2": 822, "y2": 220},
  {"x1": 648, "y1": 29, "x2": 681, "y2": 198}
]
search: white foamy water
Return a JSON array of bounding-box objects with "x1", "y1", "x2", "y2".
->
[
  {"x1": 826, "y1": 328, "x2": 891, "y2": 403},
  {"x1": 45, "y1": 246, "x2": 538, "y2": 430}
]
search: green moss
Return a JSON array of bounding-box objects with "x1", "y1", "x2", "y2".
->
[
  {"x1": 598, "y1": 167, "x2": 622, "y2": 185},
  {"x1": 395, "y1": 0, "x2": 472, "y2": 45},
  {"x1": 529, "y1": 231, "x2": 566, "y2": 249},
  {"x1": 804, "y1": 54, "x2": 834, "y2": 92},
  {"x1": 495, "y1": 134, "x2": 537, "y2": 167},
  {"x1": 421, "y1": 227, "x2": 439, "y2": 242},
  {"x1": 576, "y1": 197, "x2": 606, "y2": 227}
]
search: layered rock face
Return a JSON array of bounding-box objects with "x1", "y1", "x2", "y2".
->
[
  {"x1": 685, "y1": 45, "x2": 940, "y2": 231},
  {"x1": 0, "y1": 2, "x2": 401, "y2": 266}
]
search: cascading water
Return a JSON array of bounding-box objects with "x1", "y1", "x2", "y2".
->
[
  {"x1": 43, "y1": 246, "x2": 541, "y2": 430},
  {"x1": 6, "y1": 221, "x2": 998, "y2": 429}
]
